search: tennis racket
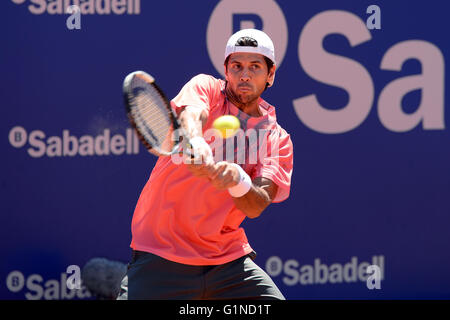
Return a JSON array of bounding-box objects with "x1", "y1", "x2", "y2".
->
[{"x1": 123, "y1": 70, "x2": 190, "y2": 157}]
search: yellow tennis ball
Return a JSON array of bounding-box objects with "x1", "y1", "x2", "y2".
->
[{"x1": 212, "y1": 115, "x2": 240, "y2": 139}]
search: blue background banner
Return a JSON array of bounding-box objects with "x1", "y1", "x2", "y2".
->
[{"x1": 1, "y1": 0, "x2": 449, "y2": 299}]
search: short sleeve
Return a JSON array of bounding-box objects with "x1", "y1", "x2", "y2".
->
[
  {"x1": 170, "y1": 74, "x2": 218, "y2": 118},
  {"x1": 254, "y1": 128, "x2": 293, "y2": 203}
]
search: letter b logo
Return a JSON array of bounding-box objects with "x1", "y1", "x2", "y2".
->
[{"x1": 233, "y1": 14, "x2": 263, "y2": 32}]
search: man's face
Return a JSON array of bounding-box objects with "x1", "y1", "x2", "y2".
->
[{"x1": 224, "y1": 52, "x2": 276, "y2": 107}]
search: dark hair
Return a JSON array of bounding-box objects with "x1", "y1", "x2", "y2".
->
[{"x1": 235, "y1": 36, "x2": 258, "y2": 47}]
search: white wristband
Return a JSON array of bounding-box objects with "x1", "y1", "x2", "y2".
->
[{"x1": 228, "y1": 163, "x2": 252, "y2": 198}]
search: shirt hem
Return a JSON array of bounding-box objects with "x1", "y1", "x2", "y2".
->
[{"x1": 130, "y1": 242, "x2": 254, "y2": 266}]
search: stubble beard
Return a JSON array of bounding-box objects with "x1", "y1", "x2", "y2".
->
[{"x1": 225, "y1": 85, "x2": 259, "y2": 110}]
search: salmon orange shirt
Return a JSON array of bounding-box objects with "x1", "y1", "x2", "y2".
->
[{"x1": 130, "y1": 74, "x2": 293, "y2": 265}]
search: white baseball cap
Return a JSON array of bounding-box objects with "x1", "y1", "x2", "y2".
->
[{"x1": 224, "y1": 29, "x2": 276, "y2": 65}]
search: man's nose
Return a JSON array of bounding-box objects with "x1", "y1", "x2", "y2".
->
[{"x1": 240, "y1": 68, "x2": 251, "y2": 82}]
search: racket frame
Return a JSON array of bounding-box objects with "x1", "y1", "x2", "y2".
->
[{"x1": 123, "y1": 71, "x2": 185, "y2": 156}]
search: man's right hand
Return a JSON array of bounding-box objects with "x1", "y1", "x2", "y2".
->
[
  {"x1": 184, "y1": 136, "x2": 215, "y2": 178},
  {"x1": 187, "y1": 136, "x2": 214, "y2": 165}
]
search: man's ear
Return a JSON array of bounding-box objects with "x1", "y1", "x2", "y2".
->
[
  {"x1": 223, "y1": 64, "x2": 229, "y2": 81},
  {"x1": 267, "y1": 65, "x2": 276, "y2": 87}
]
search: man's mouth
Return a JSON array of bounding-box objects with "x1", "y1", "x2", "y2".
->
[{"x1": 237, "y1": 85, "x2": 252, "y2": 92}]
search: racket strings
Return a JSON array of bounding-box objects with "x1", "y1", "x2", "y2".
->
[
  {"x1": 129, "y1": 78, "x2": 175, "y2": 152},
  {"x1": 132, "y1": 94, "x2": 168, "y2": 134}
]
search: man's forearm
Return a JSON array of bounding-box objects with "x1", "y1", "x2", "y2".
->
[
  {"x1": 232, "y1": 186, "x2": 271, "y2": 218},
  {"x1": 232, "y1": 177, "x2": 278, "y2": 219},
  {"x1": 178, "y1": 106, "x2": 208, "y2": 139},
  {"x1": 180, "y1": 106, "x2": 214, "y2": 165}
]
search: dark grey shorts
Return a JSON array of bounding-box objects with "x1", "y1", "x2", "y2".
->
[{"x1": 117, "y1": 250, "x2": 285, "y2": 300}]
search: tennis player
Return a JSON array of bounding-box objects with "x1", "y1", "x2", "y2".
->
[{"x1": 117, "y1": 29, "x2": 293, "y2": 300}]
